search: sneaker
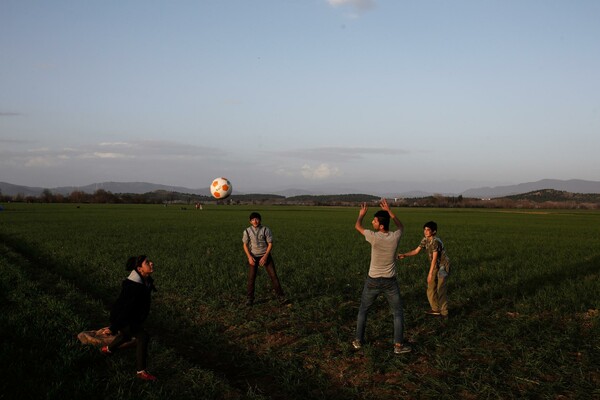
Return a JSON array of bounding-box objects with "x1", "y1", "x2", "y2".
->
[
  {"x1": 100, "y1": 346, "x2": 112, "y2": 355},
  {"x1": 394, "y1": 343, "x2": 412, "y2": 354},
  {"x1": 136, "y1": 370, "x2": 157, "y2": 381},
  {"x1": 351, "y1": 339, "x2": 362, "y2": 350},
  {"x1": 425, "y1": 309, "x2": 441, "y2": 316}
]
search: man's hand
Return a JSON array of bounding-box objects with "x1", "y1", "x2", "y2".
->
[
  {"x1": 259, "y1": 255, "x2": 268, "y2": 266},
  {"x1": 380, "y1": 198, "x2": 390, "y2": 213},
  {"x1": 355, "y1": 203, "x2": 368, "y2": 235},
  {"x1": 359, "y1": 202, "x2": 368, "y2": 217}
]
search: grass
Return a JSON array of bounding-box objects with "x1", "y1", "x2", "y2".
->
[{"x1": 0, "y1": 203, "x2": 599, "y2": 399}]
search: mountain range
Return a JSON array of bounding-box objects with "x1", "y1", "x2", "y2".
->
[
  {"x1": 2, "y1": 179, "x2": 600, "y2": 199},
  {"x1": 460, "y1": 179, "x2": 600, "y2": 198}
]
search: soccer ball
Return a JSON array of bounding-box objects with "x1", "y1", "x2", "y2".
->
[{"x1": 210, "y1": 177, "x2": 232, "y2": 200}]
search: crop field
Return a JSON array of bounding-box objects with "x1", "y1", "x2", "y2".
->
[{"x1": 1, "y1": 203, "x2": 599, "y2": 399}]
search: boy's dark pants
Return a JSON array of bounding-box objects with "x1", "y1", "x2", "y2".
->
[
  {"x1": 247, "y1": 254, "x2": 285, "y2": 301},
  {"x1": 108, "y1": 325, "x2": 150, "y2": 371}
]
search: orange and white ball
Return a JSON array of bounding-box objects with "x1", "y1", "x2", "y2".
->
[{"x1": 210, "y1": 177, "x2": 232, "y2": 199}]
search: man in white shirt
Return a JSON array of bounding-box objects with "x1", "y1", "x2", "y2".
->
[{"x1": 353, "y1": 199, "x2": 411, "y2": 355}]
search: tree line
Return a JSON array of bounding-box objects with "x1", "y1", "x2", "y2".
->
[{"x1": 1, "y1": 188, "x2": 598, "y2": 209}]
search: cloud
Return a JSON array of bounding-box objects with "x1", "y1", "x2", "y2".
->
[
  {"x1": 0, "y1": 139, "x2": 227, "y2": 167},
  {"x1": 99, "y1": 142, "x2": 131, "y2": 147},
  {"x1": 272, "y1": 146, "x2": 410, "y2": 183},
  {"x1": 274, "y1": 161, "x2": 343, "y2": 180},
  {"x1": 277, "y1": 146, "x2": 408, "y2": 162},
  {"x1": 81, "y1": 140, "x2": 226, "y2": 159},
  {"x1": 0, "y1": 112, "x2": 22, "y2": 117},
  {"x1": 0, "y1": 138, "x2": 31, "y2": 144},
  {"x1": 92, "y1": 152, "x2": 130, "y2": 159},
  {"x1": 301, "y1": 163, "x2": 341, "y2": 180},
  {"x1": 327, "y1": 0, "x2": 376, "y2": 14},
  {"x1": 24, "y1": 156, "x2": 63, "y2": 167}
]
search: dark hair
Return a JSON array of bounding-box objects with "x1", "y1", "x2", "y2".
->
[
  {"x1": 423, "y1": 221, "x2": 438, "y2": 233},
  {"x1": 249, "y1": 212, "x2": 261, "y2": 221},
  {"x1": 374, "y1": 210, "x2": 390, "y2": 230},
  {"x1": 125, "y1": 255, "x2": 148, "y2": 271},
  {"x1": 125, "y1": 256, "x2": 137, "y2": 271}
]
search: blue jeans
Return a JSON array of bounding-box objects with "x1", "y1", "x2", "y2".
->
[{"x1": 355, "y1": 276, "x2": 405, "y2": 344}]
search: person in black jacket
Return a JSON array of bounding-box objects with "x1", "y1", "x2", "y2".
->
[{"x1": 100, "y1": 255, "x2": 158, "y2": 381}]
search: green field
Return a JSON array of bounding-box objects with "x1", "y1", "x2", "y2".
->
[{"x1": 1, "y1": 203, "x2": 599, "y2": 399}]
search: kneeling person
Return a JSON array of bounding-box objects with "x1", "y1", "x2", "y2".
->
[{"x1": 100, "y1": 255, "x2": 158, "y2": 381}]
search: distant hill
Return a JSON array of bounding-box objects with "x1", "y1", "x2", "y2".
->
[
  {"x1": 387, "y1": 190, "x2": 438, "y2": 198},
  {"x1": 502, "y1": 189, "x2": 600, "y2": 204},
  {"x1": 0, "y1": 181, "x2": 211, "y2": 197},
  {"x1": 461, "y1": 179, "x2": 600, "y2": 198},
  {"x1": 2, "y1": 178, "x2": 600, "y2": 199},
  {"x1": 53, "y1": 182, "x2": 212, "y2": 196},
  {"x1": 0, "y1": 182, "x2": 44, "y2": 197},
  {"x1": 285, "y1": 194, "x2": 380, "y2": 203},
  {"x1": 270, "y1": 188, "x2": 319, "y2": 197}
]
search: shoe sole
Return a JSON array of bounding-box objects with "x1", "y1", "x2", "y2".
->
[{"x1": 394, "y1": 346, "x2": 411, "y2": 354}]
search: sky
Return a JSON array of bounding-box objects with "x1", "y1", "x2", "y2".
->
[{"x1": 1, "y1": 0, "x2": 599, "y2": 194}]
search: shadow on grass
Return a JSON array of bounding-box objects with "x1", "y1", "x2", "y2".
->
[
  {"x1": 454, "y1": 254, "x2": 600, "y2": 317},
  {"x1": 0, "y1": 233, "x2": 356, "y2": 400}
]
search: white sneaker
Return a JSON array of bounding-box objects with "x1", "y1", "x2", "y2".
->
[{"x1": 394, "y1": 343, "x2": 411, "y2": 354}]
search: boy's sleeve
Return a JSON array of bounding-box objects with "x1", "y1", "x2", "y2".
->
[
  {"x1": 264, "y1": 227, "x2": 273, "y2": 243},
  {"x1": 364, "y1": 230, "x2": 374, "y2": 244}
]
